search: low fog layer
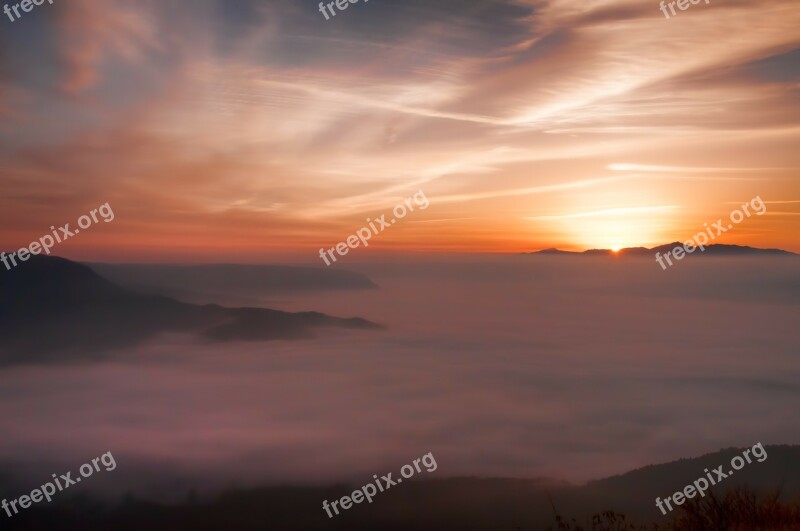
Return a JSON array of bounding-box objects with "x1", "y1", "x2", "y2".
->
[
  {"x1": 88, "y1": 263, "x2": 377, "y2": 306},
  {"x1": 0, "y1": 255, "x2": 797, "y2": 499}
]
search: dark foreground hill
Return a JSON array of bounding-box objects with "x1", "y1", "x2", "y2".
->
[
  {"x1": 0, "y1": 256, "x2": 380, "y2": 364},
  {"x1": 1, "y1": 445, "x2": 797, "y2": 530}
]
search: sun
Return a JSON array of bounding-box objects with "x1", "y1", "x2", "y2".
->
[{"x1": 611, "y1": 246, "x2": 621, "y2": 252}]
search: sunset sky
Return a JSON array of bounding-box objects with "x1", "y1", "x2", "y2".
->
[{"x1": 1, "y1": 0, "x2": 798, "y2": 262}]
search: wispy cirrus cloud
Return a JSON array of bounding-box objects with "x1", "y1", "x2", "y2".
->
[
  {"x1": 526, "y1": 205, "x2": 681, "y2": 221},
  {"x1": 0, "y1": 0, "x2": 798, "y2": 258}
]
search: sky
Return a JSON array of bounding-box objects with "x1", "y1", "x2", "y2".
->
[{"x1": 0, "y1": 0, "x2": 799, "y2": 262}]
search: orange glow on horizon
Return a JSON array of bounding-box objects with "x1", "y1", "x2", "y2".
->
[{"x1": 0, "y1": 0, "x2": 798, "y2": 261}]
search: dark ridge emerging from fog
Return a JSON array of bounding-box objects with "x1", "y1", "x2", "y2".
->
[
  {"x1": 88, "y1": 263, "x2": 377, "y2": 305},
  {"x1": 529, "y1": 243, "x2": 796, "y2": 256},
  {"x1": 0, "y1": 256, "x2": 380, "y2": 365},
  {"x1": 1, "y1": 445, "x2": 797, "y2": 531}
]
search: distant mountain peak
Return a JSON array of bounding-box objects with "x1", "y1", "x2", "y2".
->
[{"x1": 525, "y1": 243, "x2": 795, "y2": 256}]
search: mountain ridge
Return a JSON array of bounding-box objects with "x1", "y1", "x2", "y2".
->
[
  {"x1": 0, "y1": 255, "x2": 380, "y2": 365},
  {"x1": 527, "y1": 243, "x2": 796, "y2": 256},
  {"x1": 87, "y1": 262, "x2": 378, "y2": 305},
  {"x1": 0, "y1": 445, "x2": 797, "y2": 530}
]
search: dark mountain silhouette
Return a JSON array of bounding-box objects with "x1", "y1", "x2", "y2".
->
[
  {"x1": 0, "y1": 256, "x2": 380, "y2": 365},
  {"x1": 575, "y1": 444, "x2": 800, "y2": 521},
  {"x1": 88, "y1": 263, "x2": 377, "y2": 305},
  {"x1": 0, "y1": 445, "x2": 797, "y2": 530},
  {"x1": 528, "y1": 243, "x2": 796, "y2": 256}
]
